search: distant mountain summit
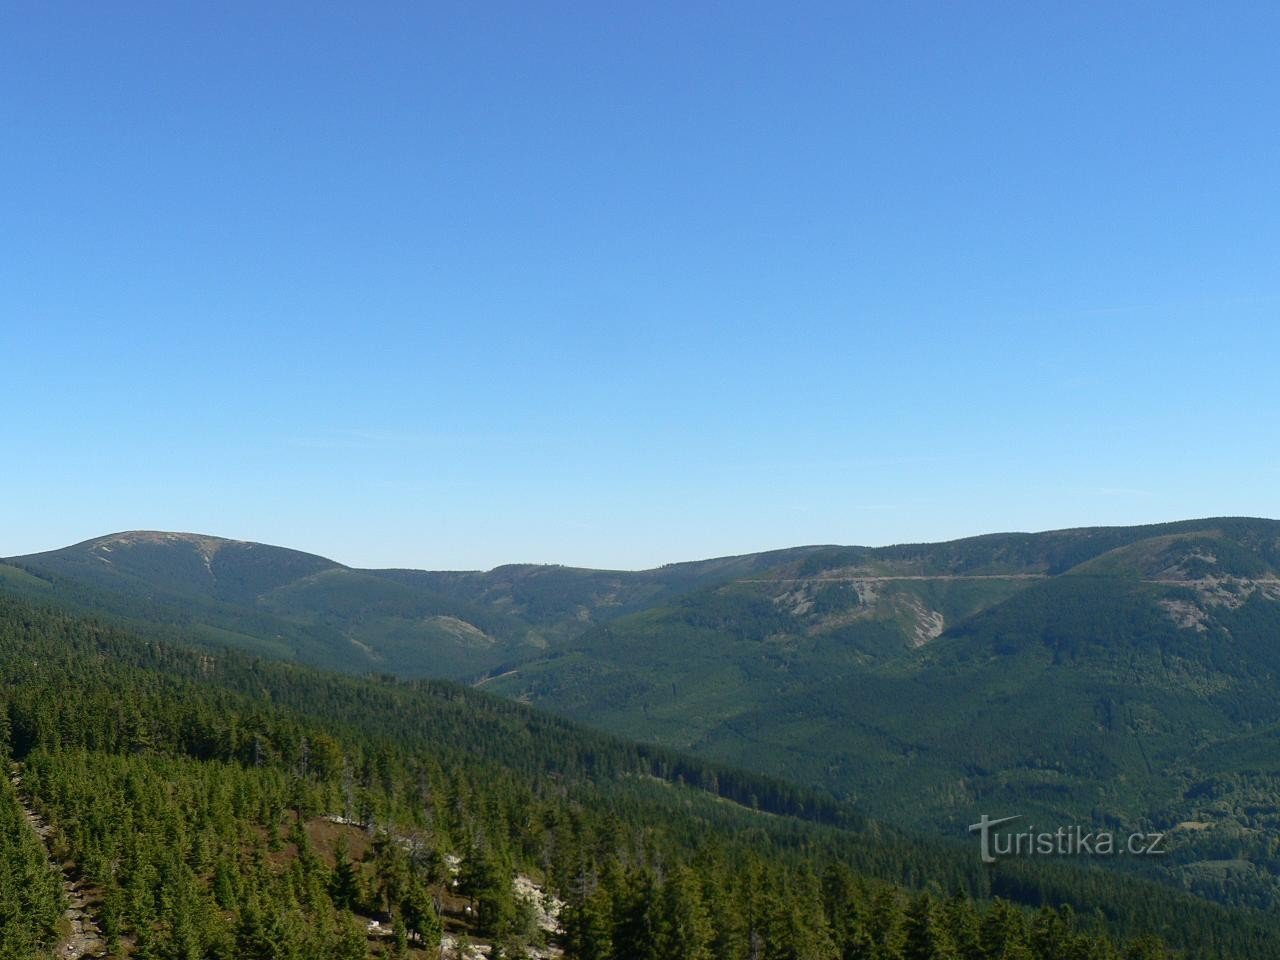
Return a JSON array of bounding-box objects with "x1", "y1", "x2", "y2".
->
[{"x1": 40, "y1": 530, "x2": 343, "y2": 603}]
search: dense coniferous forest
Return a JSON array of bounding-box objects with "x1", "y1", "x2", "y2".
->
[
  {"x1": 3, "y1": 593, "x2": 1280, "y2": 958},
  {"x1": 0, "y1": 771, "x2": 64, "y2": 956}
]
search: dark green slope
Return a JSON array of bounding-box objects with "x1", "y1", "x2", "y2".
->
[{"x1": 3, "y1": 592, "x2": 1278, "y2": 959}]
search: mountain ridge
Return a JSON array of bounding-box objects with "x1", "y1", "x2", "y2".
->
[
  {"x1": 7, "y1": 517, "x2": 1280, "y2": 913},
  {"x1": 6, "y1": 517, "x2": 1278, "y2": 682},
  {"x1": 22, "y1": 513, "x2": 1280, "y2": 576}
]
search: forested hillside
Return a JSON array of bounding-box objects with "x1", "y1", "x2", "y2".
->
[
  {"x1": 8, "y1": 520, "x2": 1280, "y2": 916},
  {"x1": 0, "y1": 770, "x2": 64, "y2": 956},
  {"x1": 2, "y1": 593, "x2": 1276, "y2": 958},
  {"x1": 485, "y1": 520, "x2": 1280, "y2": 910}
]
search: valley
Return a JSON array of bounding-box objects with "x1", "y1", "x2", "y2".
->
[{"x1": 6, "y1": 592, "x2": 1258, "y2": 958}]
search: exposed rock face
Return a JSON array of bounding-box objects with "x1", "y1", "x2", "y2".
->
[{"x1": 514, "y1": 873, "x2": 565, "y2": 935}]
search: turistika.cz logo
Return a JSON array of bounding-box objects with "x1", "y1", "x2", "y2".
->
[{"x1": 968, "y1": 815, "x2": 1166, "y2": 864}]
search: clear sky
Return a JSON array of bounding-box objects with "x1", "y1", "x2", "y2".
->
[{"x1": 3, "y1": 2, "x2": 1278, "y2": 570}]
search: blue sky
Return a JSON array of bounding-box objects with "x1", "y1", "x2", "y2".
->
[{"x1": 3, "y1": 2, "x2": 1277, "y2": 569}]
